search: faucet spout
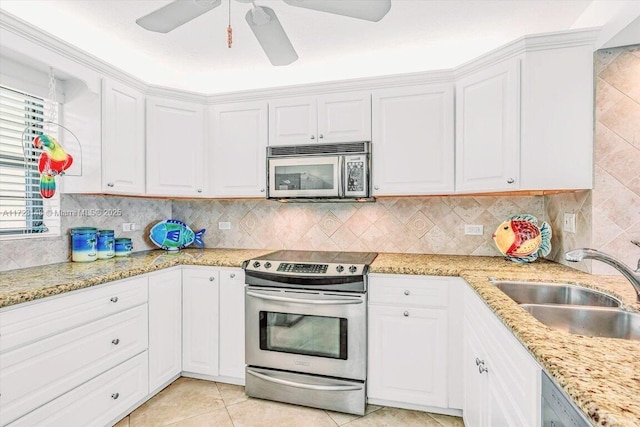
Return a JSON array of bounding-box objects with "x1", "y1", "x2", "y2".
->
[{"x1": 565, "y1": 248, "x2": 640, "y2": 303}]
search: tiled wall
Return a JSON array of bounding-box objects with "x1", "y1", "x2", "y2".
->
[
  {"x1": 0, "y1": 194, "x2": 171, "y2": 271},
  {"x1": 590, "y1": 45, "x2": 640, "y2": 275},
  {"x1": 172, "y1": 196, "x2": 545, "y2": 256}
]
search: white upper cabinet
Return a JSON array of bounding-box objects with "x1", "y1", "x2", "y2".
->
[
  {"x1": 371, "y1": 84, "x2": 454, "y2": 196},
  {"x1": 209, "y1": 101, "x2": 267, "y2": 197},
  {"x1": 269, "y1": 92, "x2": 371, "y2": 146},
  {"x1": 455, "y1": 59, "x2": 520, "y2": 193},
  {"x1": 101, "y1": 79, "x2": 146, "y2": 195},
  {"x1": 146, "y1": 97, "x2": 205, "y2": 196}
]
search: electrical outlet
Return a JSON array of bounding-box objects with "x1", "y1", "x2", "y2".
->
[
  {"x1": 464, "y1": 224, "x2": 484, "y2": 236},
  {"x1": 563, "y1": 213, "x2": 576, "y2": 233},
  {"x1": 218, "y1": 222, "x2": 231, "y2": 230}
]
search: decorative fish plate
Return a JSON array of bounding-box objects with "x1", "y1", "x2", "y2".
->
[
  {"x1": 149, "y1": 219, "x2": 205, "y2": 251},
  {"x1": 492, "y1": 214, "x2": 551, "y2": 263}
]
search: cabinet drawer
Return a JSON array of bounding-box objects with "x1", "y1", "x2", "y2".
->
[
  {"x1": 9, "y1": 351, "x2": 149, "y2": 427},
  {"x1": 0, "y1": 305, "x2": 148, "y2": 424},
  {"x1": 0, "y1": 276, "x2": 148, "y2": 353},
  {"x1": 369, "y1": 275, "x2": 450, "y2": 307}
]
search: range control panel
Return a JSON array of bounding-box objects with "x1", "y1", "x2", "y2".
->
[{"x1": 245, "y1": 260, "x2": 365, "y2": 276}]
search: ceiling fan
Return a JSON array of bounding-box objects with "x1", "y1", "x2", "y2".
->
[{"x1": 136, "y1": 0, "x2": 392, "y2": 66}]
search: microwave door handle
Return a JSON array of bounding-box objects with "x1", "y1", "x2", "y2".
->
[
  {"x1": 246, "y1": 291, "x2": 363, "y2": 305},
  {"x1": 338, "y1": 156, "x2": 345, "y2": 198},
  {"x1": 247, "y1": 368, "x2": 363, "y2": 391}
]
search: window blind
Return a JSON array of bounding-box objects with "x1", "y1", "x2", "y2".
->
[{"x1": 0, "y1": 85, "x2": 59, "y2": 235}]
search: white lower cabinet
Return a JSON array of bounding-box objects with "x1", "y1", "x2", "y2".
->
[
  {"x1": 463, "y1": 285, "x2": 540, "y2": 427},
  {"x1": 9, "y1": 352, "x2": 149, "y2": 427},
  {"x1": 219, "y1": 269, "x2": 246, "y2": 381},
  {"x1": 148, "y1": 269, "x2": 182, "y2": 392},
  {"x1": 182, "y1": 268, "x2": 220, "y2": 376},
  {"x1": 181, "y1": 267, "x2": 246, "y2": 384},
  {"x1": 367, "y1": 274, "x2": 463, "y2": 411}
]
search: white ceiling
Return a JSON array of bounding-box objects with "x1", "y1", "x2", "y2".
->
[{"x1": 0, "y1": 0, "x2": 605, "y2": 94}]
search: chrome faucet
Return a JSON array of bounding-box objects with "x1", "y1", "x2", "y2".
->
[{"x1": 565, "y1": 241, "x2": 640, "y2": 303}]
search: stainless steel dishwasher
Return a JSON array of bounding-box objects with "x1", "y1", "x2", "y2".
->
[{"x1": 542, "y1": 371, "x2": 592, "y2": 427}]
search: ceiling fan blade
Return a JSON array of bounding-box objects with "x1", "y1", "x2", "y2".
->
[
  {"x1": 136, "y1": 0, "x2": 221, "y2": 33},
  {"x1": 245, "y1": 6, "x2": 298, "y2": 66},
  {"x1": 282, "y1": 0, "x2": 391, "y2": 22}
]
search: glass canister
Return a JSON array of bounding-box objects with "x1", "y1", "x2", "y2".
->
[
  {"x1": 97, "y1": 229, "x2": 115, "y2": 259},
  {"x1": 70, "y1": 227, "x2": 98, "y2": 262},
  {"x1": 114, "y1": 238, "x2": 133, "y2": 257}
]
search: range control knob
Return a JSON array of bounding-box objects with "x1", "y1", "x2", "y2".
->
[
  {"x1": 264, "y1": 262, "x2": 272, "y2": 269},
  {"x1": 253, "y1": 261, "x2": 261, "y2": 268},
  {"x1": 349, "y1": 265, "x2": 357, "y2": 273},
  {"x1": 336, "y1": 265, "x2": 345, "y2": 273}
]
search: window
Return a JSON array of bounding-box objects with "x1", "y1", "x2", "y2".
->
[{"x1": 0, "y1": 84, "x2": 60, "y2": 237}]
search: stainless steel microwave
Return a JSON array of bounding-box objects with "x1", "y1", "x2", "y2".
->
[{"x1": 266, "y1": 142, "x2": 372, "y2": 201}]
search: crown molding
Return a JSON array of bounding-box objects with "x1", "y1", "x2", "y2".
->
[{"x1": 1, "y1": 9, "x2": 601, "y2": 104}]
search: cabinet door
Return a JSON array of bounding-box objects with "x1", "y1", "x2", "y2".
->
[
  {"x1": 219, "y1": 269, "x2": 245, "y2": 381},
  {"x1": 371, "y1": 85, "x2": 454, "y2": 195},
  {"x1": 456, "y1": 60, "x2": 520, "y2": 192},
  {"x1": 102, "y1": 79, "x2": 145, "y2": 195},
  {"x1": 317, "y1": 92, "x2": 371, "y2": 143},
  {"x1": 148, "y1": 269, "x2": 182, "y2": 392},
  {"x1": 146, "y1": 97, "x2": 205, "y2": 196},
  {"x1": 368, "y1": 305, "x2": 448, "y2": 407},
  {"x1": 268, "y1": 96, "x2": 317, "y2": 145},
  {"x1": 463, "y1": 314, "x2": 490, "y2": 427},
  {"x1": 182, "y1": 268, "x2": 219, "y2": 376},
  {"x1": 209, "y1": 102, "x2": 267, "y2": 197}
]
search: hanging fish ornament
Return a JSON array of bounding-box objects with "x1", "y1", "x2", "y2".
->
[
  {"x1": 33, "y1": 134, "x2": 73, "y2": 198},
  {"x1": 150, "y1": 219, "x2": 206, "y2": 251},
  {"x1": 492, "y1": 214, "x2": 552, "y2": 263}
]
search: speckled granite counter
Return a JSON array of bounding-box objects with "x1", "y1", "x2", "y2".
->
[
  {"x1": 1, "y1": 250, "x2": 639, "y2": 426},
  {"x1": 371, "y1": 253, "x2": 640, "y2": 427}
]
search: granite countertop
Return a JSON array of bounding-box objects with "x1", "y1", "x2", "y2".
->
[{"x1": 1, "y1": 249, "x2": 639, "y2": 426}]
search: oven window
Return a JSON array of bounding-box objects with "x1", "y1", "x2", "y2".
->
[
  {"x1": 259, "y1": 311, "x2": 347, "y2": 360},
  {"x1": 274, "y1": 164, "x2": 335, "y2": 191}
]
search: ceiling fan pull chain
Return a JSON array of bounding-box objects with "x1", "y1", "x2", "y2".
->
[{"x1": 227, "y1": 0, "x2": 232, "y2": 48}]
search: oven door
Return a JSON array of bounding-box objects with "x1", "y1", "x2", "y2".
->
[
  {"x1": 268, "y1": 156, "x2": 341, "y2": 198},
  {"x1": 245, "y1": 287, "x2": 366, "y2": 380}
]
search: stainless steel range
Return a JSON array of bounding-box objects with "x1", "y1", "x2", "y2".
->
[{"x1": 243, "y1": 250, "x2": 377, "y2": 416}]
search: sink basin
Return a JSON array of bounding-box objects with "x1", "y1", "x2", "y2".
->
[
  {"x1": 492, "y1": 280, "x2": 621, "y2": 307},
  {"x1": 520, "y1": 304, "x2": 640, "y2": 340}
]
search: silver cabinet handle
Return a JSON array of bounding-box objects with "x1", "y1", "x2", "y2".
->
[
  {"x1": 107, "y1": 183, "x2": 115, "y2": 187},
  {"x1": 246, "y1": 291, "x2": 363, "y2": 305},
  {"x1": 260, "y1": 188, "x2": 265, "y2": 193},
  {"x1": 112, "y1": 339, "x2": 120, "y2": 345},
  {"x1": 319, "y1": 134, "x2": 324, "y2": 139},
  {"x1": 404, "y1": 290, "x2": 410, "y2": 296},
  {"x1": 478, "y1": 364, "x2": 489, "y2": 374},
  {"x1": 230, "y1": 273, "x2": 236, "y2": 278},
  {"x1": 209, "y1": 277, "x2": 215, "y2": 282},
  {"x1": 507, "y1": 178, "x2": 515, "y2": 184},
  {"x1": 110, "y1": 297, "x2": 118, "y2": 303},
  {"x1": 476, "y1": 358, "x2": 482, "y2": 366},
  {"x1": 403, "y1": 311, "x2": 409, "y2": 317},
  {"x1": 111, "y1": 393, "x2": 119, "y2": 400},
  {"x1": 246, "y1": 369, "x2": 363, "y2": 392},
  {"x1": 197, "y1": 189, "x2": 202, "y2": 193},
  {"x1": 374, "y1": 185, "x2": 380, "y2": 190},
  {"x1": 310, "y1": 135, "x2": 315, "y2": 140}
]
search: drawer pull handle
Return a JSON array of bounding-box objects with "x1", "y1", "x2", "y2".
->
[
  {"x1": 230, "y1": 273, "x2": 236, "y2": 278},
  {"x1": 209, "y1": 277, "x2": 215, "y2": 282},
  {"x1": 404, "y1": 290, "x2": 410, "y2": 296},
  {"x1": 507, "y1": 178, "x2": 515, "y2": 184},
  {"x1": 110, "y1": 297, "x2": 119, "y2": 303},
  {"x1": 112, "y1": 339, "x2": 120, "y2": 345},
  {"x1": 107, "y1": 183, "x2": 115, "y2": 188},
  {"x1": 111, "y1": 393, "x2": 119, "y2": 400},
  {"x1": 478, "y1": 363, "x2": 489, "y2": 374},
  {"x1": 403, "y1": 311, "x2": 409, "y2": 317}
]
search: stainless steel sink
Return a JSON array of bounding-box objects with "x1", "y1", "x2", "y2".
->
[
  {"x1": 520, "y1": 304, "x2": 640, "y2": 340},
  {"x1": 491, "y1": 280, "x2": 621, "y2": 307}
]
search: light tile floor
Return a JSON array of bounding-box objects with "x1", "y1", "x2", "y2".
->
[{"x1": 114, "y1": 378, "x2": 465, "y2": 427}]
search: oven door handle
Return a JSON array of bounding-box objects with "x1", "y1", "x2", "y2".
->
[
  {"x1": 247, "y1": 368, "x2": 363, "y2": 391},
  {"x1": 246, "y1": 291, "x2": 363, "y2": 305}
]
